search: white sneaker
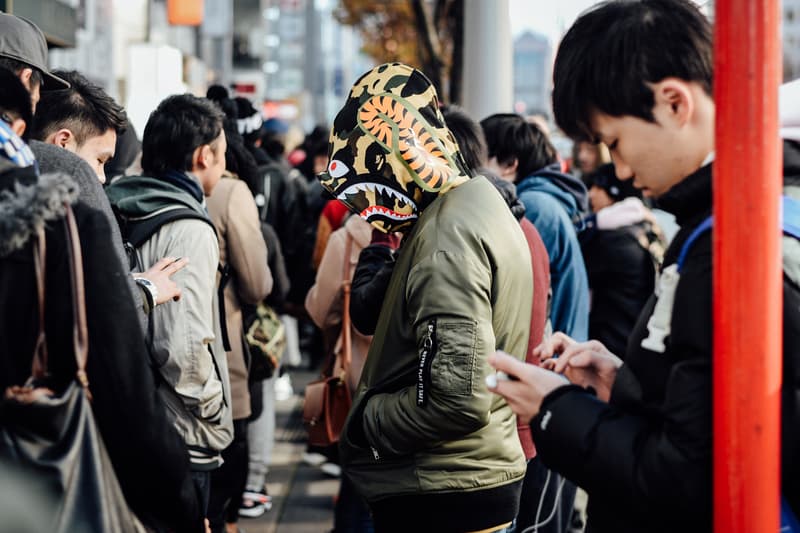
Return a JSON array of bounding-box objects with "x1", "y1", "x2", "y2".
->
[
  {"x1": 320, "y1": 462, "x2": 342, "y2": 478},
  {"x1": 301, "y1": 452, "x2": 327, "y2": 467},
  {"x1": 274, "y1": 374, "x2": 294, "y2": 401}
]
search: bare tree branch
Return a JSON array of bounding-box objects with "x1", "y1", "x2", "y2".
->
[{"x1": 411, "y1": 0, "x2": 445, "y2": 99}]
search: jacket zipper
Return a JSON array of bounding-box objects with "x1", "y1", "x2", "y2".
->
[{"x1": 416, "y1": 319, "x2": 437, "y2": 407}]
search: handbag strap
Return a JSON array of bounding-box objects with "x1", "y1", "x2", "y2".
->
[
  {"x1": 30, "y1": 228, "x2": 48, "y2": 379},
  {"x1": 338, "y1": 233, "x2": 353, "y2": 374},
  {"x1": 64, "y1": 205, "x2": 91, "y2": 396}
]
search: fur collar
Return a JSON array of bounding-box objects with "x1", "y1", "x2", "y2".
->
[{"x1": 0, "y1": 172, "x2": 79, "y2": 256}]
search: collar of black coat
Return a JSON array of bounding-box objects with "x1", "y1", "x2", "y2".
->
[
  {"x1": 0, "y1": 169, "x2": 78, "y2": 256},
  {"x1": 654, "y1": 162, "x2": 712, "y2": 227},
  {"x1": 656, "y1": 140, "x2": 800, "y2": 226}
]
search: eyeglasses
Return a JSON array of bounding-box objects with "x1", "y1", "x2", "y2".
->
[{"x1": 0, "y1": 112, "x2": 13, "y2": 126}]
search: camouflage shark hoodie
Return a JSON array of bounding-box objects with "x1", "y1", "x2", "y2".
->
[{"x1": 318, "y1": 63, "x2": 533, "y2": 531}]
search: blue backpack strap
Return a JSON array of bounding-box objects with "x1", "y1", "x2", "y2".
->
[
  {"x1": 783, "y1": 195, "x2": 800, "y2": 240},
  {"x1": 677, "y1": 216, "x2": 713, "y2": 272},
  {"x1": 677, "y1": 196, "x2": 800, "y2": 273},
  {"x1": 782, "y1": 496, "x2": 800, "y2": 532}
]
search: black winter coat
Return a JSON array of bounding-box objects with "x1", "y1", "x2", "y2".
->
[
  {"x1": 531, "y1": 142, "x2": 800, "y2": 532},
  {"x1": 580, "y1": 222, "x2": 658, "y2": 357},
  {"x1": 0, "y1": 168, "x2": 204, "y2": 532},
  {"x1": 349, "y1": 243, "x2": 396, "y2": 335}
]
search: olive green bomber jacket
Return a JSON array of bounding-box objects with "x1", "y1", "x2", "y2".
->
[{"x1": 339, "y1": 176, "x2": 533, "y2": 501}]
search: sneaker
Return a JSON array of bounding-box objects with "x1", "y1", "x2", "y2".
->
[
  {"x1": 302, "y1": 451, "x2": 327, "y2": 467},
  {"x1": 238, "y1": 489, "x2": 272, "y2": 518},
  {"x1": 275, "y1": 374, "x2": 294, "y2": 401},
  {"x1": 320, "y1": 462, "x2": 342, "y2": 478}
]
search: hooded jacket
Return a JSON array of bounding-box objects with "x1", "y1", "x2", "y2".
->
[
  {"x1": 516, "y1": 163, "x2": 590, "y2": 340},
  {"x1": 319, "y1": 63, "x2": 532, "y2": 532},
  {"x1": 0, "y1": 153, "x2": 204, "y2": 531},
  {"x1": 530, "y1": 141, "x2": 800, "y2": 532},
  {"x1": 106, "y1": 175, "x2": 233, "y2": 470}
]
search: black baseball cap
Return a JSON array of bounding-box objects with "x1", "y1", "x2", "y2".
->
[
  {"x1": 0, "y1": 12, "x2": 70, "y2": 90},
  {"x1": 586, "y1": 163, "x2": 641, "y2": 201}
]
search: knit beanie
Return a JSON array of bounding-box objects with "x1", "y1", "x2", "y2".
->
[{"x1": 235, "y1": 96, "x2": 263, "y2": 137}]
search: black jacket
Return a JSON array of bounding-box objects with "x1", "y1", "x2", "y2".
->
[
  {"x1": 531, "y1": 142, "x2": 800, "y2": 532},
  {"x1": 580, "y1": 222, "x2": 658, "y2": 357},
  {"x1": 349, "y1": 243, "x2": 396, "y2": 335},
  {"x1": 0, "y1": 168, "x2": 204, "y2": 532}
]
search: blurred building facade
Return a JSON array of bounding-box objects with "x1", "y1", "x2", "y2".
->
[
  {"x1": 512, "y1": 30, "x2": 551, "y2": 119},
  {"x1": 786, "y1": 0, "x2": 800, "y2": 81}
]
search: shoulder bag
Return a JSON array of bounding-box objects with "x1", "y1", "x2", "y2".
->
[
  {"x1": 303, "y1": 234, "x2": 353, "y2": 448},
  {"x1": 0, "y1": 206, "x2": 147, "y2": 532}
]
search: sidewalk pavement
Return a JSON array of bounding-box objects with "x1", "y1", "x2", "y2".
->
[{"x1": 237, "y1": 370, "x2": 338, "y2": 533}]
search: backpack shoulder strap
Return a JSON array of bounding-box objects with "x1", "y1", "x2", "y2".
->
[
  {"x1": 125, "y1": 207, "x2": 215, "y2": 248},
  {"x1": 677, "y1": 216, "x2": 713, "y2": 272},
  {"x1": 783, "y1": 195, "x2": 800, "y2": 239},
  {"x1": 677, "y1": 195, "x2": 800, "y2": 272}
]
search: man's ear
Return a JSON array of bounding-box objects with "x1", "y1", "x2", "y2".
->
[
  {"x1": 10, "y1": 118, "x2": 26, "y2": 138},
  {"x1": 18, "y1": 68, "x2": 34, "y2": 91},
  {"x1": 49, "y1": 128, "x2": 75, "y2": 149},
  {"x1": 506, "y1": 157, "x2": 520, "y2": 179},
  {"x1": 652, "y1": 78, "x2": 694, "y2": 126},
  {"x1": 191, "y1": 144, "x2": 211, "y2": 172}
]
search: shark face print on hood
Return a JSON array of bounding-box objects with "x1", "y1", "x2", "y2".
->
[{"x1": 318, "y1": 63, "x2": 472, "y2": 233}]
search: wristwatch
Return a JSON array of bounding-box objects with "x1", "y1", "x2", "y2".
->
[{"x1": 133, "y1": 276, "x2": 158, "y2": 310}]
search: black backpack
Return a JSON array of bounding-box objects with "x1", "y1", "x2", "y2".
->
[{"x1": 113, "y1": 206, "x2": 232, "y2": 352}]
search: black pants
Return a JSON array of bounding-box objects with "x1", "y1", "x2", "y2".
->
[
  {"x1": 208, "y1": 419, "x2": 249, "y2": 532},
  {"x1": 515, "y1": 456, "x2": 577, "y2": 533}
]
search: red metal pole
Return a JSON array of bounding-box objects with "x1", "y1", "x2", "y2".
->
[{"x1": 713, "y1": 0, "x2": 782, "y2": 532}]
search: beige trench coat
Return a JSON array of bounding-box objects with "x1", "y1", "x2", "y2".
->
[{"x1": 208, "y1": 177, "x2": 272, "y2": 420}]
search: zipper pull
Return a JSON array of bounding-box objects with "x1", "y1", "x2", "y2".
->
[{"x1": 371, "y1": 446, "x2": 380, "y2": 460}]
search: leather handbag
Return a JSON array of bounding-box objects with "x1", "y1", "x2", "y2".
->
[
  {"x1": 0, "y1": 207, "x2": 146, "y2": 532},
  {"x1": 303, "y1": 234, "x2": 353, "y2": 447}
]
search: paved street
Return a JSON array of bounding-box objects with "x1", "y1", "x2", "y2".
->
[{"x1": 239, "y1": 370, "x2": 337, "y2": 533}]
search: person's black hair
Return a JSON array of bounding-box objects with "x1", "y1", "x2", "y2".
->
[
  {"x1": 0, "y1": 67, "x2": 33, "y2": 140},
  {"x1": 31, "y1": 69, "x2": 127, "y2": 145},
  {"x1": 0, "y1": 57, "x2": 43, "y2": 90},
  {"x1": 223, "y1": 121, "x2": 261, "y2": 193},
  {"x1": 441, "y1": 105, "x2": 487, "y2": 173},
  {"x1": 206, "y1": 86, "x2": 261, "y2": 189},
  {"x1": 260, "y1": 130, "x2": 285, "y2": 159},
  {"x1": 141, "y1": 94, "x2": 225, "y2": 176},
  {"x1": 552, "y1": 0, "x2": 713, "y2": 141},
  {"x1": 295, "y1": 127, "x2": 330, "y2": 180},
  {"x1": 105, "y1": 122, "x2": 141, "y2": 180},
  {"x1": 480, "y1": 113, "x2": 558, "y2": 180}
]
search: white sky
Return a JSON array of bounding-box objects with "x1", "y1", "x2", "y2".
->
[
  {"x1": 509, "y1": 0, "x2": 601, "y2": 43},
  {"x1": 509, "y1": 0, "x2": 711, "y2": 44}
]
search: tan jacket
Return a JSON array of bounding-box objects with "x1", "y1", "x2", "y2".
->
[
  {"x1": 208, "y1": 177, "x2": 272, "y2": 420},
  {"x1": 305, "y1": 215, "x2": 372, "y2": 392}
]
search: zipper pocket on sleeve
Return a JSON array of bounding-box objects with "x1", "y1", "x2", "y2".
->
[{"x1": 416, "y1": 319, "x2": 437, "y2": 407}]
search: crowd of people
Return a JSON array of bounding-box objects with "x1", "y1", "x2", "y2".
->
[{"x1": 1, "y1": 1, "x2": 799, "y2": 532}]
